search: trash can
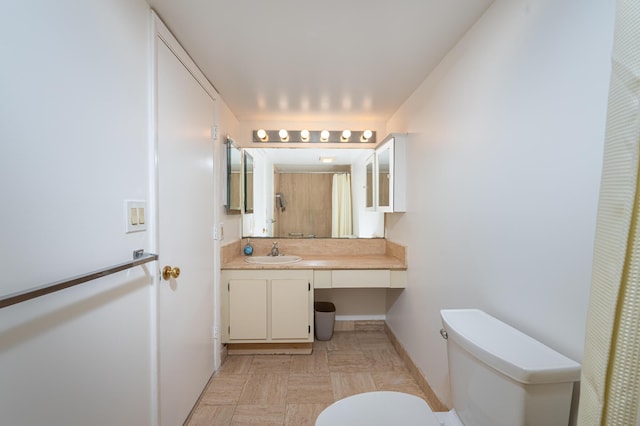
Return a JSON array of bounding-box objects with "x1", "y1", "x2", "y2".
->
[{"x1": 314, "y1": 301, "x2": 336, "y2": 341}]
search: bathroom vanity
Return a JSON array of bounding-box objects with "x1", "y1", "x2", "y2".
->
[
  {"x1": 221, "y1": 269, "x2": 314, "y2": 352},
  {"x1": 220, "y1": 238, "x2": 407, "y2": 354}
]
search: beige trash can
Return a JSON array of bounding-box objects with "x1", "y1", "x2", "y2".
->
[{"x1": 314, "y1": 302, "x2": 336, "y2": 341}]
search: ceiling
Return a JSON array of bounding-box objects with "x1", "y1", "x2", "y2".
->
[{"x1": 147, "y1": 0, "x2": 493, "y2": 123}]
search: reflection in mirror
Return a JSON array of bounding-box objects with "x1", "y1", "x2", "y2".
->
[
  {"x1": 241, "y1": 148, "x2": 385, "y2": 238},
  {"x1": 377, "y1": 146, "x2": 391, "y2": 209},
  {"x1": 244, "y1": 151, "x2": 254, "y2": 213},
  {"x1": 226, "y1": 137, "x2": 242, "y2": 213},
  {"x1": 365, "y1": 154, "x2": 375, "y2": 210}
]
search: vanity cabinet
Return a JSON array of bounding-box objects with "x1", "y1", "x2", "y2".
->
[
  {"x1": 221, "y1": 269, "x2": 314, "y2": 344},
  {"x1": 376, "y1": 133, "x2": 407, "y2": 212}
]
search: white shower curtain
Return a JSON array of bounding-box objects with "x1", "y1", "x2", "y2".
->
[
  {"x1": 332, "y1": 173, "x2": 353, "y2": 238},
  {"x1": 579, "y1": 1, "x2": 640, "y2": 423}
]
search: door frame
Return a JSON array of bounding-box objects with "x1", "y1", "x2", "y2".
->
[{"x1": 148, "y1": 11, "x2": 221, "y2": 425}]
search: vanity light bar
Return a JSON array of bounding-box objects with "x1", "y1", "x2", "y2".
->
[{"x1": 252, "y1": 130, "x2": 376, "y2": 144}]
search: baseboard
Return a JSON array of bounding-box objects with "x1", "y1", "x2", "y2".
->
[
  {"x1": 334, "y1": 319, "x2": 385, "y2": 331},
  {"x1": 384, "y1": 322, "x2": 448, "y2": 411},
  {"x1": 227, "y1": 342, "x2": 313, "y2": 355}
]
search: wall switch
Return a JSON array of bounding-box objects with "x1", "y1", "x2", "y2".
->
[
  {"x1": 213, "y1": 326, "x2": 220, "y2": 339},
  {"x1": 130, "y1": 207, "x2": 139, "y2": 225},
  {"x1": 125, "y1": 200, "x2": 147, "y2": 233},
  {"x1": 138, "y1": 207, "x2": 145, "y2": 224}
]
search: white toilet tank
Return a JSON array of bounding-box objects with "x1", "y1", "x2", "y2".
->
[{"x1": 440, "y1": 309, "x2": 581, "y2": 426}]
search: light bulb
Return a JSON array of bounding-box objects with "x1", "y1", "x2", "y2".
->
[
  {"x1": 361, "y1": 129, "x2": 373, "y2": 142},
  {"x1": 341, "y1": 130, "x2": 351, "y2": 142},
  {"x1": 300, "y1": 129, "x2": 310, "y2": 142},
  {"x1": 257, "y1": 129, "x2": 268, "y2": 141},
  {"x1": 278, "y1": 129, "x2": 289, "y2": 141},
  {"x1": 320, "y1": 130, "x2": 330, "y2": 141}
]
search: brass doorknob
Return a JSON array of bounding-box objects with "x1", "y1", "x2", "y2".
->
[{"x1": 162, "y1": 265, "x2": 181, "y2": 280}]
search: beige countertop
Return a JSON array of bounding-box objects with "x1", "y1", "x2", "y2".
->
[{"x1": 221, "y1": 254, "x2": 406, "y2": 270}]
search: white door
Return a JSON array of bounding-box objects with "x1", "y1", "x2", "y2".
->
[{"x1": 157, "y1": 38, "x2": 215, "y2": 426}]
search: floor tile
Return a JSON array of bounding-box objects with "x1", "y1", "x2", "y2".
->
[
  {"x1": 330, "y1": 372, "x2": 377, "y2": 400},
  {"x1": 219, "y1": 355, "x2": 253, "y2": 375},
  {"x1": 286, "y1": 374, "x2": 334, "y2": 404},
  {"x1": 372, "y1": 370, "x2": 427, "y2": 398},
  {"x1": 238, "y1": 373, "x2": 289, "y2": 405},
  {"x1": 187, "y1": 404, "x2": 235, "y2": 426},
  {"x1": 362, "y1": 347, "x2": 407, "y2": 371},
  {"x1": 249, "y1": 355, "x2": 292, "y2": 374},
  {"x1": 231, "y1": 404, "x2": 285, "y2": 425},
  {"x1": 284, "y1": 403, "x2": 330, "y2": 426},
  {"x1": 327, "y1": 350, "x2": 370, "y2": 372},
  {"x1": 290, "y1": 349, "x2": 329, "y2": 374},
  {"x1": 201, "y1": 375, "x2": 248, "y2": 405}
]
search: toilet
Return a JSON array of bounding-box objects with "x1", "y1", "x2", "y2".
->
[{"x1": 316, "y1": 309, "x2": 581, "y2": 426}]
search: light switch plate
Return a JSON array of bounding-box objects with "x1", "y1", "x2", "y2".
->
[{"x1": 125, "y1": 200, "x2": 147, "y2": 233}]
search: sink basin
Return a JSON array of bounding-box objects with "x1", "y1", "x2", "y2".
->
[{"x1": 244, "y1": 255, "x2": 302, "y2": 265}]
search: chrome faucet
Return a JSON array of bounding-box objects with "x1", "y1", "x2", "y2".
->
[{"x1": 270, "y1": 242, "x2": 280, "y2": 256}]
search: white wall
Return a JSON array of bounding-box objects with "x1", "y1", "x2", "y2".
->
[
  {"x1": 0, "y1": 0, "x2": 154, "y2": 424},
  {"x1": 385, "y1": 0, "x2": 615, "y2": 407}
]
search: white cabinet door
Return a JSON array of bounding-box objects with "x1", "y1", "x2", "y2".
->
[
  {"x1": 229, "y1": 279, "x2": 267, "y2": 340},
  {"x1": 375, "y1": 133, "x2": 407, "y2": 212},
  {"x1": 271, "y1": 279, "x2": 310, "y2": 339}
]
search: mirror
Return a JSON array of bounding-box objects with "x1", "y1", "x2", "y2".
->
[
  {"x1": 244, "y1": 151, "x2": 254, "y2": 213},
  {"x1": 365, "y1": 154, "x2": 375, "y2": 210},
  {"x1": 242, "y1": 148, "x2": 384, "y2": 238},
  {"x1": 377, "y1": 144, "x2": 391, "y2": 210},
  {"x1": 226, "y1": 138, "x2": 242, "y2": 213}
]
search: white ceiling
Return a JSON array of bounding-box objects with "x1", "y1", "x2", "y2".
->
[{"x1": 147, "y1": 0, "x2": 493, "y2": 122}]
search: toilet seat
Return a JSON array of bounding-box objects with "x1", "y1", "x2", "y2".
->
[{"x1": 315, "y1": 391, "x2": 440, "y2": 426}]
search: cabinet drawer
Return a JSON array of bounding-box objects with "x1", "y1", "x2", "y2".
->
[
  {"x1": 313, "y1": 270, "x2": 332, "y2": 289},
  {"x1": 332, "y1": 270, "x2": 390, "y2": 288}
]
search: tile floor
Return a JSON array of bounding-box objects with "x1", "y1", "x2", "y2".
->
[{"x1": 187, "y1": 329, "x2": 428, "y2": 425}]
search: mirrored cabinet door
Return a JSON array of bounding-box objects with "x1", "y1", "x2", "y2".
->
[
  {"x1": 244, "y1": 151, "x2": 254, "y2": 213},
  {"x1": 377, "y1": 142, "x2": 392, "y2": 212},
  {"x1": 365, "y1": 153, "x2": 376, "y2": 210},
  {"x1": 375, "y1": 134, "x2": 406, "y2": 213},
  {"x1": 226, "y1": 138, "x2": 243, "y2": 213}
]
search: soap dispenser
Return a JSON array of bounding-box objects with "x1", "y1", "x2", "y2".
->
[{"x1": 243, "y1": 239, "x2": 253, "y2": 256}]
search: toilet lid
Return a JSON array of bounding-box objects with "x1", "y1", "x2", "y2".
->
[{"x1": 315, "y1": 391, "x2": 440, "y2": 426}]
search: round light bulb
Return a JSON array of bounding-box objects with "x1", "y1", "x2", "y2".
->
[
  {"x1": 361, "y1": 129, "x2": 373, "y2": 142},
  {"x1": 300, "y1": 129, "x2": 310, "y2": 141},
  {"x1": 341, "y1": 130, "x2": 351, "y2": 141},
  {"x1": 278, "y1": 129, "x2": 289, "y2": 140},
  {"x1": 320, "y1": 130, "x2": 330, "y2": 141},
  {"x1": 257, "y1": 129, "x2": 267, "y2": 141}
]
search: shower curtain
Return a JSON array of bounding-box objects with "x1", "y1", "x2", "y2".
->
[
  {"x1": 579, "y1": 1, "x2": 640, "y2": 423},
  {"x1": 332, "y1": 173, "x2": 353, "y2": 238}
]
